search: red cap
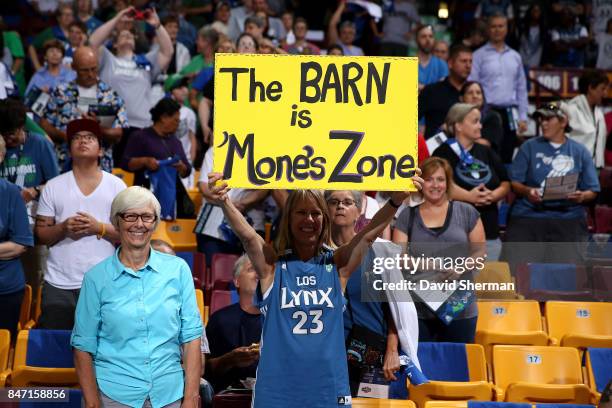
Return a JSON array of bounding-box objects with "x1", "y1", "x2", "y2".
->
[{"x1": 66, "y1": 119, "x2": 102, "y2": 144}]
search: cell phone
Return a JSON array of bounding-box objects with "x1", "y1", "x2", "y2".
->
[{"x1": 129, "y1": 9, "x2": 148, "y2": 20}]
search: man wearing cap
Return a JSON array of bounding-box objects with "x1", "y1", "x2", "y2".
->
[
  {"x1": 35, "y1": 118, "x2": 126, "y2": 329},
  {"x1": 40, "y1": 46, "x2": 128, "y2": 173},
  {"x1": 505, "y1": 102, "x2": 600, "y2": 261}
]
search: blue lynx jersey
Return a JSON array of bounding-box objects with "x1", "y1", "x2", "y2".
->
[{"x1": 253, "y1": 249, "x2": 351, "y2": 407}]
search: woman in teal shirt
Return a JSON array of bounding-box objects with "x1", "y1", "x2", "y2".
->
[{"x1": 71, "y1": 186, "x2": 202, "y2": 408}]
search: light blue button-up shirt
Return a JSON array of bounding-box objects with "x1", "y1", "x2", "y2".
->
[
  {"x1": 468, "y1": 42, "x2": 529, "y2": 121},
  {"x1": 71, "y1": 247, "x2": 202, "y2": 408}
]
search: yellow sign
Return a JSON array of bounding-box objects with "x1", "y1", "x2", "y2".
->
[{"x1": 213, "y1": 54, "x2": 418, "y2": 190}]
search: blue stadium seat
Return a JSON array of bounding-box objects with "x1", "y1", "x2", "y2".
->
[
  {"x1": 585, "y1": 347, "x2": 612, "y2": 401},
  {"x1": 10, "y1": 330, "x2": 78, "y2": 387},
  {"x1": 409, "y1": 342, "x2": 494, "y2": 406}
]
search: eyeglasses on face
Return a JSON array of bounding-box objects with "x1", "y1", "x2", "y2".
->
[
  {"x1": 118, "y1": 212, "x2": 157, "y2": 223},
  {"x1": 327, "y1": 198, "x2": 356, "y2": 207}
]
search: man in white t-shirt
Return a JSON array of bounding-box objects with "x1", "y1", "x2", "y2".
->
[{"x1": 35, "y1": 119, "x2": 126, "y2": 329}]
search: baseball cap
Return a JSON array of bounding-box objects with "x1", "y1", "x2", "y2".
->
[{"x1": 66, "y1": 118, "x2": 102, "y2": 144}]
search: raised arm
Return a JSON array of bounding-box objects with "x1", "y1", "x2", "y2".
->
[
  {"x1": 326, "y1": 1, "x2": 345, "y2": 47},
  {"x1": 208, "y1": 173, "x2": 275, "y2": 292},
  {"x1": 89, "y1": 7, "x2": 134, "y2": 51},
  {"x1": 145, "y1": 9, "x2": 173, "y2": 72},
  {"x1": 335, "y1": 172, "x2": 423, "y2": 287}
]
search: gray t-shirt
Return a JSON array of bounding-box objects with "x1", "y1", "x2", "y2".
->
[
  {"x1": 98, "y1": 47, "x2": 161, "y2": 129},
  {"x1": 395, "y1": 200, "x2": 480, "y2": 319},
  {"x1": 382, "y1": 1, "x2": 419, "y2": 46}
]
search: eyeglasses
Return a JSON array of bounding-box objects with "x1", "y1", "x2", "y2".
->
[
  {"x1": 118, "y1": 213, "x2": 157, "y2": 223},
  {"x1": 327, "y1": 199, "x2": 356, "y2": 207},
  {"x1": 72, "y1": 133, "x2": 98, "y2": 142}
]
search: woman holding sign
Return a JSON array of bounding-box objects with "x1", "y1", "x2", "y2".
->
[{"x1": 207, "y1": 173, "x2": 422, "y2": 407}]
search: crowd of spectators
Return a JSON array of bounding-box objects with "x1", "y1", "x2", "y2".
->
[{"x1": 0, "y1": 0, "x2": 610, "y2": 405}]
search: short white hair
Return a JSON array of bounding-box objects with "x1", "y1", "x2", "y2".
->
[
  {"x1": 110, "y1": 186, "x2": 161, "y2": 229},
  {"x1": 232, "y1": 253, "x2": 251, "y2": 279}
]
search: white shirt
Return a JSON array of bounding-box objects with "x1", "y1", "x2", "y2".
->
[{"x1": 37, "y1": 171, "x2": 127, "y2": 289}]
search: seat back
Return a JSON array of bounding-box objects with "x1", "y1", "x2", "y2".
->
[
  {"x1": 352, "y1": 398, "x2": 416, "y2": 407},
  {"x1": 476, "y1": 300, "x2": 543, "y2": 333},
  {"x1": 545, "y1": 301, "x2": 612, "y2": 344},
  {"x1": 165, "y1": 219, "x2": 197, "y2": 252},
  {"x1": 592, "y1": 266, "x2": 612, "y2": 301},
  {"x1": 211, "y1": 253, "x2": 239, "y2": 288},
  {"x1": 417, "y1": 342, "x2": 487, "y2": 382},
  {"x1": 195, "y1": 289, "x2": 205, "y2": 324},
  {"x1": 19, "y1": 284, "x2": 32, "y2": 330},
  {"x1": 210, "y1": 290, "x2": 233, "y2": 315},
  {"x1": 595, "y1": 205, "x2": 612, "y2": 234},
  {"x1": 516, "y1": 264, "x2": 592, "y2": 301},
  {"x1": 475, "y1": 262, "x2": 517, "y2": 299},
  {"x1": 111, "y1": 168, "x2": 134, "y2": 186},
  {"x1": 14, "y1": 330, "x2": 74, "y2": 369},
  {"x1": 493, "y1": 345, "x2": 583, "y2": 391},
  {"x1": 0, "y1": 330, "x2": 9, "y2": 371},
  {"x1": 585, "y1": 347, "x2": 612, "y2": 394}
]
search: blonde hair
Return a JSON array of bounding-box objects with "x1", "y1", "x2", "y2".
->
[
  {"x1": 445, "y1": 103, "x2": 479, "y2": 137},
  {"x1": 274, "y1": 190, "x2": 333, "y2": 254}
]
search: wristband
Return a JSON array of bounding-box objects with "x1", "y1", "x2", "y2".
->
[
  {"x1": 97, "y1": 223, "x2": 106, "y2": 240},
  {"x1": 388, "y1": 198, "x2": 401, "y2": 209}
]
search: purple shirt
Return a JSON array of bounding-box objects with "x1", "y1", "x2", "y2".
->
[
  {"x1": 468, "y1": 42, "x2": 529, "y2": 121},
  {"x1": 121, "y1": 127, "x2": 192, "y2": 187}
]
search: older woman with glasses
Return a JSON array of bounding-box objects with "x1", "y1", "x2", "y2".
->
[
  {"x1": 326, "y1": 190, "x2": 422, "y2": 398},
  {"x1": 72, "y1": 186, "x2": 203, "y2": 408}
]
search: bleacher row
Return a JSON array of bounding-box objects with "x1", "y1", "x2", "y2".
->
[{"x1": 1, "y1": 300, "x2": 610, "y2": 407}]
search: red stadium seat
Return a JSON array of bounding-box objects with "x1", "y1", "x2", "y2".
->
[
  {"x1": 211, "y1": 253, "x2": 239, "y2": 290},
  {"x1": 210, "y1": 290, "x2": 233, "y2": 315},
  {"x1": 592, "y1": 266, "x2": 612, "y2": 301},
  {"x1": 595, "y1": 205, "x2": 612, "y2": 234}
]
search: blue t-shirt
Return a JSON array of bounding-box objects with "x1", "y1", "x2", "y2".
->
[
  {"x1": 191, "y1": 66, "x2": 214, "y2": 92},
  {"x1": 510, "y1": 136, "x2": 600, "y2": 219},
  {"x1": 344, "y1": 263, "x2": 387, "y2": 339},
  {"x1": 0, "y1": 179, "x2": 34, "y2": 295},
  {"x1": 0, "y1": 132, "x2": 59, "y2": 188},
  {"x1": 418, "y1": 56, "x2": 448, "y2": 87},
  {"x1": 255, "y1": 249, "x2": 351, "y2": 407}
]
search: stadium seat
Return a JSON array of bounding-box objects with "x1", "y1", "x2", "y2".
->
[
  {"x1": 187, "y1": 188, "x2": 202, "y2": 214},
  {"x1": 515, "y1": 263, "x2": 593, "y2": 301},
  {"x1": 111, "y1": 168, "x2": 134, "y2": 186},
  {"x1": 164, "y1": 219, "x2": 197, "y2": 252},
  {"x1": 591, "y1": 266, "x2": 612, "y2": 301},
  {"x1": 594, "y1": 205, "x2": 612, "y2": 234},
  {"x1": 492, "y1": 345, "x2": 592, "y2": 403},
  {"x1": 475, "y1": 262, "x2": 518, "y2": 299},
  {"x1": 10, "y1": 329, "x2": 78, "y2": 387},
  {"x1": 545, "y1": 301, "x2": 612, "y2": 348},
  {"x1": 409, "y1": 343, "x2": 494, "y2": 407},
  {"x1": 424, "y1": 402, "x2": 468, "y2": 408},
  {"x1": 585, "y1": 347, "x2": 612, "y2": 402},
  {"x1": 210, "y1": 290, "x2": 233, "y2": 315},
  {"x1": 0, "y1": 329, "x2": 10, "y2": 387},
  {"x1": 352, "y1": 398, "x2": 416, "y2": 407},
  {"x1": 598, "y1": 167, "x2": 612, "y2": 204},
  {"x1": 193, "y1": 252, "x2": 207, "y2": 291},
  {"x1": 195, "y1": 289, "x2": 206, "y2": 324},
  {"x1": 18, "y1": 284, "x2": 32, "y2": 330},
  {"x1": 475, "y1": 300, "x2": 549, "y2": 364},
  {"x1": 211, "y1": 253, "x2": 239, "y2": 290}
]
